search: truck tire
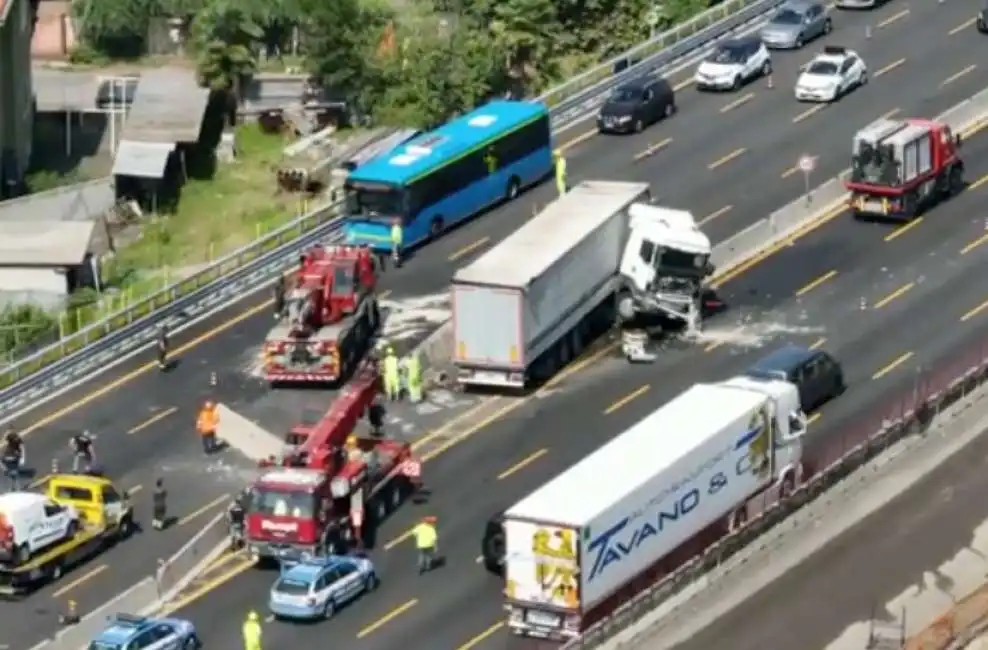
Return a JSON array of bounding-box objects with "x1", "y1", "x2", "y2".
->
[
  {"x1": 483, "y1": 530, "x2": 506, "y2": 574},
  {"x1": 15, "y1": 543, "x2": 30, "y2": 564},
  {"x1": 948, "y1": 165, "x2": 964, "y2": 195}
]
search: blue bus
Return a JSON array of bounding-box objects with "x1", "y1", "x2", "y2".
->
[{"x1": 342, "y1": 101, "x2": 554, "y2": 251}]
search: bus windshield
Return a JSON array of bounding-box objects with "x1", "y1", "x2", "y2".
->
[
  {"x1": 345, "y1": 186, "x2": 406, "y2": 222},
  {"x1": 249, "y1": 488, "x2": 317, "y2": 518}
]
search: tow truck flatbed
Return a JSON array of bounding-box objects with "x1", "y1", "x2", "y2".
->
[{"x1": 0, "y1": 523, "x2": 125, "y2": 597}]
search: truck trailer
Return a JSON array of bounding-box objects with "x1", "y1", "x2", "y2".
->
[
  {"x1": 451, "y1": 181, "x2": 714, "y2": 390},
  {"x1": 500, "y1": 377, "x2": 807, "y2": 640}
]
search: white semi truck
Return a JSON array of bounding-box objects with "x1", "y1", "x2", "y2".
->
[
  {"x1": 451, "y1": 181, "x2": 714, "y2": 390},
  {"x1": 500, "y1": 377, "x2": 807, "y2": 640}
]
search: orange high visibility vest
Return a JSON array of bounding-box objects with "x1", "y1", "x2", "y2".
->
[{"x1": 197, "y1": 406, "x2": 217, "y2": 435}]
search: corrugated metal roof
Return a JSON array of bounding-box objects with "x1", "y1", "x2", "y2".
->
[
  {"x1": 120, "y1": 67, "x2": 209, "y2": 143},
  {"x1": 0, "y1": 178, "x2": 114, "y2": 223},
  {"x1": 0, "y1": 220, "x2": 95, "y2": 265},
  {"x1": 111, "y1": 140, "x2": 173, "y2": 179}
]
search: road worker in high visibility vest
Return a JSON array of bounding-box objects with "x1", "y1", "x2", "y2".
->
[
  {"x1": 405, "y1": 352, "x2": 422, "y2": 403},
  {"x1": 413, "y1": 515, "x2": 439, "y2": 574},
  {"x1": 383, "y1": 347, "x2": 400, "y2": 401},
  {"x1": 243, "y1": 611, "x2": 261, "y2": 650},
  {"x1": 553, "y1": 150, "x2": 567, "y2": 197},
  {"x1": 196, "y1": 401, "x2": 219, "y2": 454},
  {"x1": 390, "y1": 219, "x2": 403, "y2": 268}
]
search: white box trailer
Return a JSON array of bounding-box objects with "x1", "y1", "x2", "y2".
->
[
  {"x1": 501, "y1": 380, "x2": 805, "y2": 640},
  {"x1": 452, "y1": 181, "x2": 650, "y2": 389}
]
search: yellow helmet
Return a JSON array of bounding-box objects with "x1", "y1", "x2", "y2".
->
[
  {"x1": 386, "y1": 346, "x2": 395, "y2": 355},
  {"x1": 247, "y1": 611, "x2": 259, "y2": 622},
  {"x1": 346, "y1": 435, "x2": 358, "y2": 448}
]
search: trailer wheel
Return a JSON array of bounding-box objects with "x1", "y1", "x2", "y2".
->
[
  {"x1": 948, "y1": 165, "x2": 964, "y2": 195},
  {"x1": 51, "y1": 562, "x2": 63, "y2": 581}
]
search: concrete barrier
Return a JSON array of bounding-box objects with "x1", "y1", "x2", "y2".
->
[{"x1": 215, "y1": 403, "x2": 284, "y2": 461}]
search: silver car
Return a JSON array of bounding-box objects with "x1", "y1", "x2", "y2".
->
[{"x1": 760, "y1": 1, "x2": 832, "y2": 48}]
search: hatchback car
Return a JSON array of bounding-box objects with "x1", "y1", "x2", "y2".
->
[
  {"x1": 746, "y1": 344, "x2": 845, "y2": 411},
  {"x1": 596, "y1": 77, "x2": 676, "y2": 134},
  {"x1": 760, "y1": 1, "x2": 832, "y2": 48},
  {"x1": 694, "y1": 37, "x2": 772, "y2": 91}
]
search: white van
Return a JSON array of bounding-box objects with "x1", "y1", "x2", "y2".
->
[{"x1": 0, "y1": 492, "x2": 81, "y2": 564}]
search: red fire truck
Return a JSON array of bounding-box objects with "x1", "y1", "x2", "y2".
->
[
  {"x1": 263, "y1": 245, "x2": 380, "y2": 385},
  {"x1": 846, "y1": 116, "x2": 964, "y2": 220},
  {"x1": 244, "y1": 365, "x2": 422, "y2": 561}
]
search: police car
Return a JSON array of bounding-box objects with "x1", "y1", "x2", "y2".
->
[
  {"x1": 89, "y1": 614, "x2": 200, "y2": 650},
  {"x1": 268, "y1": 553, "x2": 378, "y2": 621},
  {"x1": 794, "y1": 46, "x2": 867, "y2": 102}
]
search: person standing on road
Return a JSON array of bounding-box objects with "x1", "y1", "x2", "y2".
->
[
  {"x1": 157, "y1": 326, "x2": 170, "y2": 371},
  {"x1": 413, "y1": 515, "x2": 439, "y2": 574},
  {"x1": 1, "y1": 430, "x2": 24, "y2": 490},
  {"x1": 553, "y1": 150, "x2": 568, "y2": 197},
  {"x1": 383, "y1": 347, "x2": 400, "y2": 401},
  {"x1": 152, "y1": 478, "x2": 168, "y2": 530},
  {"x1": 197, "y1": 401, "x2": 219, "y2": 454},
  {"x1": 70, "y1": 431, "x2": 95, "y2": 473},
  {"x1": 243, "y1": 611, "x2": 262, "y2": 650},
  {"x1": 390, "y1": 218, "x2": 403, "y2": 268},
  {"x1": 272, "y1": 274, "x2": 286, "y2": 320}
]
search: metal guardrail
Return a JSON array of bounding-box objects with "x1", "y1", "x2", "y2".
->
[
  {"x1": 27, "y1": 512, "x2": 230, "y2": 650},
  {"x1": 0, "y1": 0, "x2": 786, "y2": 410},
  {"x1": 555, "y1": 88, "x2": 988, "y2": 650}
]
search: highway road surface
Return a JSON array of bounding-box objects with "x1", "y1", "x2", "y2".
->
[{"x1": 3, "y1": 2, "x2": 984, "y2": 649}]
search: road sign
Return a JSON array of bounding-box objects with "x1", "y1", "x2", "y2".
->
[{"x1": 798, "y1": 154, "x2": 816, "y2": 173}]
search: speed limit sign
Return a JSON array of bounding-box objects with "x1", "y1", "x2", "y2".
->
[{"x1": 798, "y1": 154, "x2": 816, "y2": 173}]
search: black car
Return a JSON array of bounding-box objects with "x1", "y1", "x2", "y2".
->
[
  {"x1": 597, "y1": 77, "x2": 676, "y2": 134},
  {"x1": 746, "y1": 344, "x2": 845, "y2": 411},
  {"x1": 481, "y1": 515, "x2": 505, "y2": 575},
  {"x1": 978, "y1": 2, "x2": 988, "y2": 32}
]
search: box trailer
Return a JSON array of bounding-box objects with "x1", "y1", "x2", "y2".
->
[
  {"x1": 501, "y1": 379, "x2": 805, "y2": 640},
  {"x1": 452, "y1": 181, "x2": 650, "y2": 389}
]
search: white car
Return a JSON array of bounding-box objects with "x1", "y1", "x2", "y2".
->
[
  {"x1": 794, "y1": 46, "x2": 867, "y2": 102},
  {"x1": 694, "y1": 36, "x2": 772, "y2": 91},
  {"x1": 0, "y1": 492, "x2": 81, "y2": 564}
]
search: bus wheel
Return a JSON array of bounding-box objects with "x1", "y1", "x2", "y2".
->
[
  {"x1": 430, "y1": 217, "x2": 445, "y2": 239},
  {"x1": 505, "y1": 178, "x2": 520, "y2": 201}
]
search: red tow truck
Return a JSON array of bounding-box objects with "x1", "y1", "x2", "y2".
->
[
  {"x1": 846, "y1": 116, "x2": 964, "y2": 220},
  {"x1": 244, "y1": 365, "x2": 422, "y2": 561},
  {"x1": 263, "y1": 244, "x2": 380, "y2": 385}
]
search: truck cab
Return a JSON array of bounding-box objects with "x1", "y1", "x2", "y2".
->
[
  {"x1": 46, "y1": 474, "x2": 134, "y2": 538},
  {"x1": 618, "y1": 203, "x2": 713, "y2": 328}
]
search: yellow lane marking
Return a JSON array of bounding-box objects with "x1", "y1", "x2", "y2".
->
[
  {"x1": 379, "y1": 289, "x2": 392, "y2": 300},
  {"x1": 792, "y1": 104, "x2": 824, "y2": 124},
  {"x1": 558, "y1": 129, "x2": 596, "y2": 153},
  {"x1": 875, "y1": 59, "x2": 906, "y2": 78},
  {"x1": 52, "y1": 564, "x2": 107, "y2": 598},
  {"x1": 880, "y1": 107, "x2": 901, "y2": 120},
  {"x1": 969, "y1": 171, "x2": 988, "y2": 191},
  {"x1": 883, "y1": 217, "x2": 923, "y2": 242},
  {"x1": 704, "y1": 340, "x2": 724, "y2": 353},
  {"x1": 497, "y1": 449, "x2": 549, "y2": 480},
  {"x1": 873, "y1": 282, "x2": 914, "y2": 309},
  {"x1": 20, "y1": 299, "x2": 272, "y2": 437},
  {"x1": 795, "y1": 270, "x2": 837, "y2": 297},
  {"x1": 128, "y1": 484, "x2": 143, "y2": 495},
  {"x1": 961, "y1": 230, "x2": 988, "y2": 255},
  {"x1": 633, "y1": 137, "x2": 673, "y2": 162},
  {"x1": 449, "y1": 237, "x2": 490, "y2": 262},
  {"x1": 708, "y1": 148, "x2": 746, "y2": 170},
  {"x1": 672, "y1": 77, "x2": 694, "y2": 92},
  {"x1": 942, "y1": 64, "x2": 977, "y2": 88},
  {"x1": 603, "y1": 384, "x2": 650, "y2": 415},
  {"x1": 699, "y1": 205, "x2": 732, "y2": 225},
  {"x1": 177, "y1": 495, "x2": 228, "y2": 527},
  {"x1": 949, "y1": 18, "x2": 976, "y2": 35},
  {"x1": 807, "y1": 412, "x2": 822, "y2": 425},
  {"x1": 808, "y1": 337, "x2": 827, "y2": 350},
  {"x1": 877, "y1": 8, "x2": 909, "y2": 28},
  {"x1": 357, "y1": 599, "x2": 418, "y2": 638},
  {"x1": 720, "y1": 92, "x2": 755, "y2": 113},
  {"x1": 455, "y1": 622, "x2": 506, "y2": 650},
  {"x1": 872, "y1": 351, "x2": 914, "y2": 380},
  {"x1": 961, "y1": 298, "x2": 988, "y2": 322},
  {"x1": 128, "y1": 407, "x2": 179, "y2": 434}
]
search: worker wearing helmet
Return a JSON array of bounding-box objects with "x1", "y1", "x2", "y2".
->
[
  {"x1": 383, "y1": 346, "x2": 400, "y2": 401},
  {"x1": 553, "y1": 149, "x2": 567, "y2": 197},
  {"x1": 197, "y1": 401, "x2": 219, "y2": 454},
  {"x1": 390, "y1": 219, "x2": 404, "y2": 269},
  {"x1": 413, "y1": 515, "x2": 439, "y2": 574},
  {"x1": 70, "y1": 430, "x2": 95, "y2": 474},
  {"x1": 345, "y1": 434, "x2": 363, "y2": 463},
  {"x1": 405, "y1": 351, "x2": 423, "y2": 403},
  {"x1": 157, "y1": 325, "x2": 169, "y2": 371},
  {"x1": 242, "y1": 611, "x2": 262, "y2": 650}
]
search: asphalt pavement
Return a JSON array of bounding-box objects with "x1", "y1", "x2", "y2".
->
[
  {"x1": 165, "y1": 74, "x2": 988, "y2": 650},
  {"x1": 3, "y1": 2, "x2": 984, "y2": 649}
]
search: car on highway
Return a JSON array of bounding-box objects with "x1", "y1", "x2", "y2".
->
[
  {"x1": 596, "y1": 77, "x2": 676, "y2": 134},
  {"x1": 268, "y1": 553, "x2": 378, "y2": 621},
  {"x1": 760, "y1": 0, "x2": 832, "y2": 49},
  {"x1": 746, "y1": 344, "x2": 845, "y2": 411},
  {"x1": 978, "y1": 1, "x2": 988, "y2": 32},
  {"x1": 794, "y1": 46, "x2": 867, "y2": 102},
  {"x1": 89, "y1": 614, "x2": 200, "y2": 650},
  {"x1": 693, "y1": 37, "x2": 772, "y2": 91},
  {"x1": 835, "y1": 0, "x2": 889, "y2": 10}
]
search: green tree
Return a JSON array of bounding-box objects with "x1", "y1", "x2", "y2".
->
[
  {"x1": 73, "y1": 0, "x2": 159, "y2": 57},
  {"x1": 465, "y1": 0, "x2": 560, "y2": 87},
  {"x1": 191, "y1": 0, "x2": 261, "y2": 96},
  {"x1": 369, "y1": 20, "x2": 506, "y2": 128},
  {"x1": 0, "y1": 305, "x2": 57, "y2": 357}
]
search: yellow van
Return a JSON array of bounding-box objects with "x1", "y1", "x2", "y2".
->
[{"x1": 45, "y1": 474, "x2": 135, "y2": 539}]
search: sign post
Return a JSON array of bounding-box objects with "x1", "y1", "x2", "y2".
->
[
  {"x1": 798, "y1": 154, "x2": 816, "y2": 205},
  {"x1": 646, "y1": 6, "x2": 661, "y2": 39}
]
